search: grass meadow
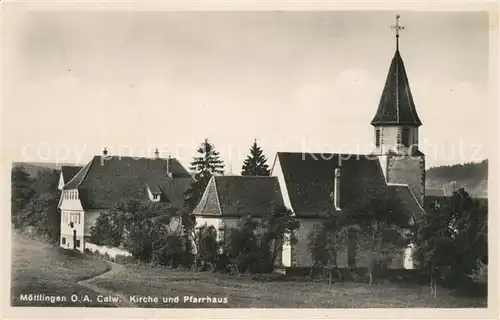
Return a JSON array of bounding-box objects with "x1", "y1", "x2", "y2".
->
[
  {"x1": 11, "y1": 232, "x2": 487, "y2": 308},
  {"x1": 11, "y1": 232, "x2": 114, "y2": 307},
  {"x1": 89, "y1": 263, "x2": 487, "y2": 308}
]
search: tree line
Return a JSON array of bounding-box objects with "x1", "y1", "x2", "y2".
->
[
  {"x1": 11, "y1": 166, "x2": 61, "y2": 243},
  {"x1": 306, "y1": 187, "x2": 488, "y2": 295}
]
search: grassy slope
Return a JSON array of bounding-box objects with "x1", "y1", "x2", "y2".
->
[
  {"x1": 10, "y1": 233, "x2": 487, "y2": 308},
  {"x1": 90, "y1": 264, "x2": 487, "y2": 308},
  {"x1": 10, "y1": 232, "x2": 115, "y2": 307}
]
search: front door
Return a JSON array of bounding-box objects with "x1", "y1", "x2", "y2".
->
[{"x1": 73, "y1": 230, "x2": 77, "y2": 250}]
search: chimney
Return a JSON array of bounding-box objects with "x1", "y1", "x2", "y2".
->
[
  {"x1": 166, "y1": 155, "x2": 172, "y2": 178},
  {"x1": 154, "y1": 148, "x2": 160, "y2": 159},
  {"x1": 102, "y1": 147, "x2": 108, "y2": 156},
  {"x1": 334, "y1": 167, "x2": 341, "y2": 210}
]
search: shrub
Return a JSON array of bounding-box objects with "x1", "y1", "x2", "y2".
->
[
  {"x1": 196, "y1": 225, "x2": 220, "y2": 270},
  {"x1": 468, "y1": 261, "x2": 487, "y2": 284}
]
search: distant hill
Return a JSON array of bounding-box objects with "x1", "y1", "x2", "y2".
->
[
  {"x1": 12, "y1": 162, "x2": 82, "y2": 177},
  {"x1": 426, "y1": 159, "x2": 488, "y2": 198}
]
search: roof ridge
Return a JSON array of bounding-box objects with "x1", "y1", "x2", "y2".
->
[
  {"x1": 387, "y1": 183, "x2": 425, "y2": 217},
  {"x1": 371, "y1": 49, "x2": 422, "y2": 127},
  {"x1": 395, "y1": 51, "x2": 400, "y2": 123},
  {"x1": 191, "y1": 176, "x2": 213, "y2": 215},
  {"x1": 213, "y1": 176, "x2": 223, "y2": 216},
  {"x1": 275, "y1": 151, "x2": 372, "y2": 157},
  {"x1": 95, "y1": 155, "x2": 179, "y2": 161},
  {"x1": 64, "y1": 158, "x2": 94, "y2": 189},
  {"x1": 404, "y1": 67, "x2": 419, "y2": 124}
]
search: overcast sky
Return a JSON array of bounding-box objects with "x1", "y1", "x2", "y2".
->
[{"x1": 3, "y1": 10, "x2": 490, "y2": 171}]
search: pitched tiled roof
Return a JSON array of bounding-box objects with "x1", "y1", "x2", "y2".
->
[
  {"x1": 192, "y1": 176, "x2": 285, "y2": 217},
  {"x1": 387, "y1": 184, "x2": 426, "y2": 221},
  {"x1": 63, "y1": 155, "x2": 192, "y2": 210},
  {"x1": 61, "y1": 165, "x2": 83, "y2": 184},
  {"x1": 274, "y1": 152, "x2": 425, "y2": 219},
  {"x1": 371, "y1": 49, "x2": 422, "y2": 127}
]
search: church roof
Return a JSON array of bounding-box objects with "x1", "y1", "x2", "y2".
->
[
  {"x1": 273, "y1": 152, "x2": 425, "y2": 219},
  {"x1": 62, "y1": 155, "x2": 193, "y2": 210},
  {"x1": 61, "y1": 165, "x2": 83, "y2": 184},
  {"x1": 192, "y1": 176, "x2": 284, "y2": 217},
  {"x1": 371, "y1": 49, "x2": 422, "y2": 127}
]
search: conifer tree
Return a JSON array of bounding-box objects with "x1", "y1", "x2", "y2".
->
[
  {"x1": 184, "y1": 139, "x2": 225, "y2": 210},
  {"x1": 241, "y1": 139, "x2": 270, "y2": 176}
]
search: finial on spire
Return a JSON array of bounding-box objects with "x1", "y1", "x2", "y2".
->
[{"x1": 391, "y1": 14, "x2": 404, "y2": 50}]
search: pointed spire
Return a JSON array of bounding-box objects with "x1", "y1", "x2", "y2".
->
[{"x1": 371, "y1": 15, "x2": 422, "y2": 127}]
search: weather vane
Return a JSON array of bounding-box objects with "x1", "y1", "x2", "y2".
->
[{"x1": 391, "y1": 14, "x2": 404, "y2": 50}]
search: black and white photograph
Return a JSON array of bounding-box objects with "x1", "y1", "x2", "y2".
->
[{"x1": 1, "y1": 2, "x2": 496, "y2": 317}]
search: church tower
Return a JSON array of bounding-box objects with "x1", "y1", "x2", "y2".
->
[{"x1": 373, "y1": 15, "x2": 425, "y2": 205}]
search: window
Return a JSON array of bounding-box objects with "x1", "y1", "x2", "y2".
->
[
  {"x1": 402, "y1": 127, "x2": 410, "y2": 147},
  {"x1": 61, "y1": 237, "x2": 66, "y2": 245},
  {"x1": 218, "y1": 227, "x2": 225, "y2": 242},
  {"x1": 76, "y1": 240, "x2": 81, "y2": 248},
  {"x1": 375, "y1": 129, "x2": 381, "y2": 147}
]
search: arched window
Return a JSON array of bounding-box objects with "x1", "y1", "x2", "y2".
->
[
  {"x1": 402, "y1": 127, "x2": 410, "y2": 147},
  {"x1": 375, "y1": 129, "x2": 381, "y2": 147}
]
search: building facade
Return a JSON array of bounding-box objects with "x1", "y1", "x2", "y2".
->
[{"x1": 58, "y1": 150, "x2": 192, "y2": 252}]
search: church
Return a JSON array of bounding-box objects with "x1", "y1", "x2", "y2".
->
[
  {"x1": 192, "y1": 15, "x2": 426, "y2": 269},
  {"x1": 58, "y1": 16, "x2": 428, "y2": 269}
]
